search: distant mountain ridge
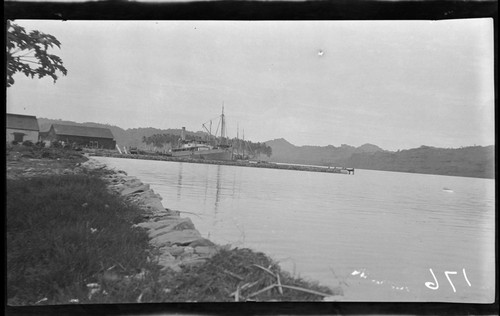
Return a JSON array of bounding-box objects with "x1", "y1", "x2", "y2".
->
[
  {"x1": 264, "y1": 138, "x2": 494, "y2": 179},
  {"x1": 37, "y1": 119, "x2": 494, "y2": 179},
  {"x1": 345, "y1": 145, "x2": 494, "y2": 179},
  {"x1": 264, "y1": 138, "x2": 384, "y2": 165}
]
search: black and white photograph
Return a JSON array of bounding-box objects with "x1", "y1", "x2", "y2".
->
[{"x1": 5, "y1": 11, "x2": 496, "y2": 311}]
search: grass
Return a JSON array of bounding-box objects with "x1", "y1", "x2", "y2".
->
[
  {"x1": 161, "y1": 247, "x2": 342, "y2": 302},
  {"x1": 6, "y1": 143, "x2": 88, "y2": 161},
  {"x1": 6, "y1": 173, "x2": 157, "y2": 305},
  {"x1": 7, "y1": 146, "x2": 342, "y2": 304}
]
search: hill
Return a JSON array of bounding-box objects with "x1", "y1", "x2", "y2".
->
[
  {"x1": 344, "y1": 145, "x2": 495, "y2": 179},
  {"x1": 265, "y1": 138, "x2": 384, "y2": 166},
  {"x1": 264, "y1": 139, "x2": 494, "y2": 179}
]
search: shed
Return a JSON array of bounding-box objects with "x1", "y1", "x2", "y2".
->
[
  {"x1": 6, "y1": 113, "x2": 40, "y2": 144},
  {"x1": 45, "y1": 124, "x2": 116, "y2": 149}
]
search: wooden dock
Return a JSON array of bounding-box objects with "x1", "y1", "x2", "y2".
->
[{"x1": 89, "y1": 152, "x2": 355, "y2": 175}]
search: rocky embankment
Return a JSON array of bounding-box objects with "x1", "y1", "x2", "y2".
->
[{"x1": 81, "y1": 159, "x2": 220, "y2": 273}]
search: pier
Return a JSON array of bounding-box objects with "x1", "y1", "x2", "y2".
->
[{"x1": 89, "y1": 151, "x2": 355, "y2": 175}]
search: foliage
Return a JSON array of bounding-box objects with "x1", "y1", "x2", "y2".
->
[
  {"x1": 142, "y1": 133, "x2": 184, "y2": 148},
  {"x1": 244, "y1": 141, "x2": 272, "y2": 158},
  {"x1": 6, "y1": 21, "x2": 67, "y2": 87}
]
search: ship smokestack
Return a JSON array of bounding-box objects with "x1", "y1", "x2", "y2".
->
[{"x1": 181, "y1": 127, "x2": 186, "y2": 141}]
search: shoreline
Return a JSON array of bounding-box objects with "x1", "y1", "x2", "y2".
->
[
  {"x1": 82, "y1": 156, "x2": 343, "y2": 302},
  {"x1": 83, "y1": 156, "x2": 343, "y2": 300},
  {"x1": 7, "y1": 145, "x2": 343, "y2": 304},
  {"x1": 82, "y1": 158, "x2": 222, "y2": 273}
]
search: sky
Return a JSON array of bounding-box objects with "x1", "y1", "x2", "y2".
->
[{"x1": 6, "y1": 19, "x2": 495, "y2": 151}]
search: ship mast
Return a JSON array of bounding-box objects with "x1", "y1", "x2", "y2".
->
[
  {"x1": 220, "y1": 104, "x2": 226, "y2": 145},
  {"x1": 236, "y1": 123, "x2": 240, "y2": 156},
  {"x1": 221, "y1": 105, "x2": 225, "y2": 139},
  {"x1": 201, "y1": 104, "x2": 228, "y2": 147}
]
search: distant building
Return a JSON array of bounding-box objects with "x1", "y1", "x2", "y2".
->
[
  {"x1": 6, "y1": 113, "x2": 40, "y2": 143},
  {"x1": 44, "y1": 124, "x2": 116, "y2": 149}
]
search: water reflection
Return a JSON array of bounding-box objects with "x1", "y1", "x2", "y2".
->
[
  {"x1": 176, "y1": 162, "x2": 183, "y2": 199},
  {"x1": 175, "y1": 163, "x2": 226, "y2": 214},
  {"x1": 214, "y1": 165, "x2": 222, "y2": 213},
  {"x1": 204, "y1": 166, "x2": 209, "y2": 205}
]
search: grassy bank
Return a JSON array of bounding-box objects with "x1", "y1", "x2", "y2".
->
[
  {"x1": 7, "y1": 173, "x2": 158, "y2": 305},
  {"x1": 7, "y1": 146, "x2": 341, "y2": 304}
]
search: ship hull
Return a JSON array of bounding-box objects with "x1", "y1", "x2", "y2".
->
[{"x1": 171, "y1": 148, "x2": 233, "y2": 161}]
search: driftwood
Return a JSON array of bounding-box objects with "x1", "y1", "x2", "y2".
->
[
  {"x1": 278, "y1": 284, "x2": 331, "y2": 297},
  {"x1": 253, "y1": 264, "x2": 283, "y2": 295},
  {"x1": 251, "y1": 264, "x2": 275, "y2": 277},
  {"x1": 229, "y1": 264, "x2": 333, "y2": 301},
  {"x1": 247, "y1": 284, "x2": 277, "y2": 298},
  {"x1": 235, "y1": 284, "x2": 241, "y2": 302},
  {"x1": 276, "y1": 273, "x2": 283, "y2": 295},
  {"x1": 223, "y1": 269, "x2": 244, "y2": 281},
  {"x1": 246, "y1": 283, "x2": 332, "y2": 298},
  {"x1": 230, "y1": 279, "x2": 262, "y2": 297}
]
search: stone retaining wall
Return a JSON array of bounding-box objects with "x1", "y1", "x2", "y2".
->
[{"x1": 81, "y1": 158, "x2": 220, "y2": 273}]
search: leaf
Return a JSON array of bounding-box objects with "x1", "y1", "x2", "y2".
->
[{"x1": 7, "y1": 22, "x2": 67, "y2": 87}]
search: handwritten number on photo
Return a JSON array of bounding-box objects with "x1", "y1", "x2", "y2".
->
[
  {"x1": 426, "y1": 268, "x2": 472, "y2": 292},
  {"x1": 425, "y1": 268, "x2": 439, "y2": 290},
  {"x1": 444, "y1": 271, "x2": 458, "y2": 292}
]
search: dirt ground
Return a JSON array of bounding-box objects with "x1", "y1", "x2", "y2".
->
[{"x1": 6, "y1": 145, "x2": 88, "y2": 180}]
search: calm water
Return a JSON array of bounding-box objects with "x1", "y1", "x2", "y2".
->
[{"x1": 94, "y1": 157, "x2": 495, "y2": 302}]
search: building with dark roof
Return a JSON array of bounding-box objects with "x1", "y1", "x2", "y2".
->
[
  {"x1": 6, "y1": 113, "x2": 40, "y2": 143},
  {"x1": 44, "y1": 124, "x2": 116, "y2": 149}
]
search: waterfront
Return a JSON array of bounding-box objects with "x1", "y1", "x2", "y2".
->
[{"x1": 94, "y1": 156, "x2": 495, "y2": 302}]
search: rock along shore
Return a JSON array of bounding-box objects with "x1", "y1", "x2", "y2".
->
[{"x1": 81, "y1": 158, "x2": 219, "y2": 273}]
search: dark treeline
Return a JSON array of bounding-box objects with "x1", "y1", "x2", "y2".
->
[
  {"x1": 232, "y1": 139, "x2": 272, "y2": 158},
  {"x1": 142, "y1": 134, "x2": 200, "y2": 148}
]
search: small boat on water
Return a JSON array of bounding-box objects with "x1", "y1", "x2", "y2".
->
[{"x1": 170, "y1": 107, "x2": 233, "y2": 161}]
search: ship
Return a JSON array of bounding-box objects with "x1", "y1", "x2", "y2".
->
[{"x1": 170, "y1": 107, "x2": 233, "y2": 161}]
